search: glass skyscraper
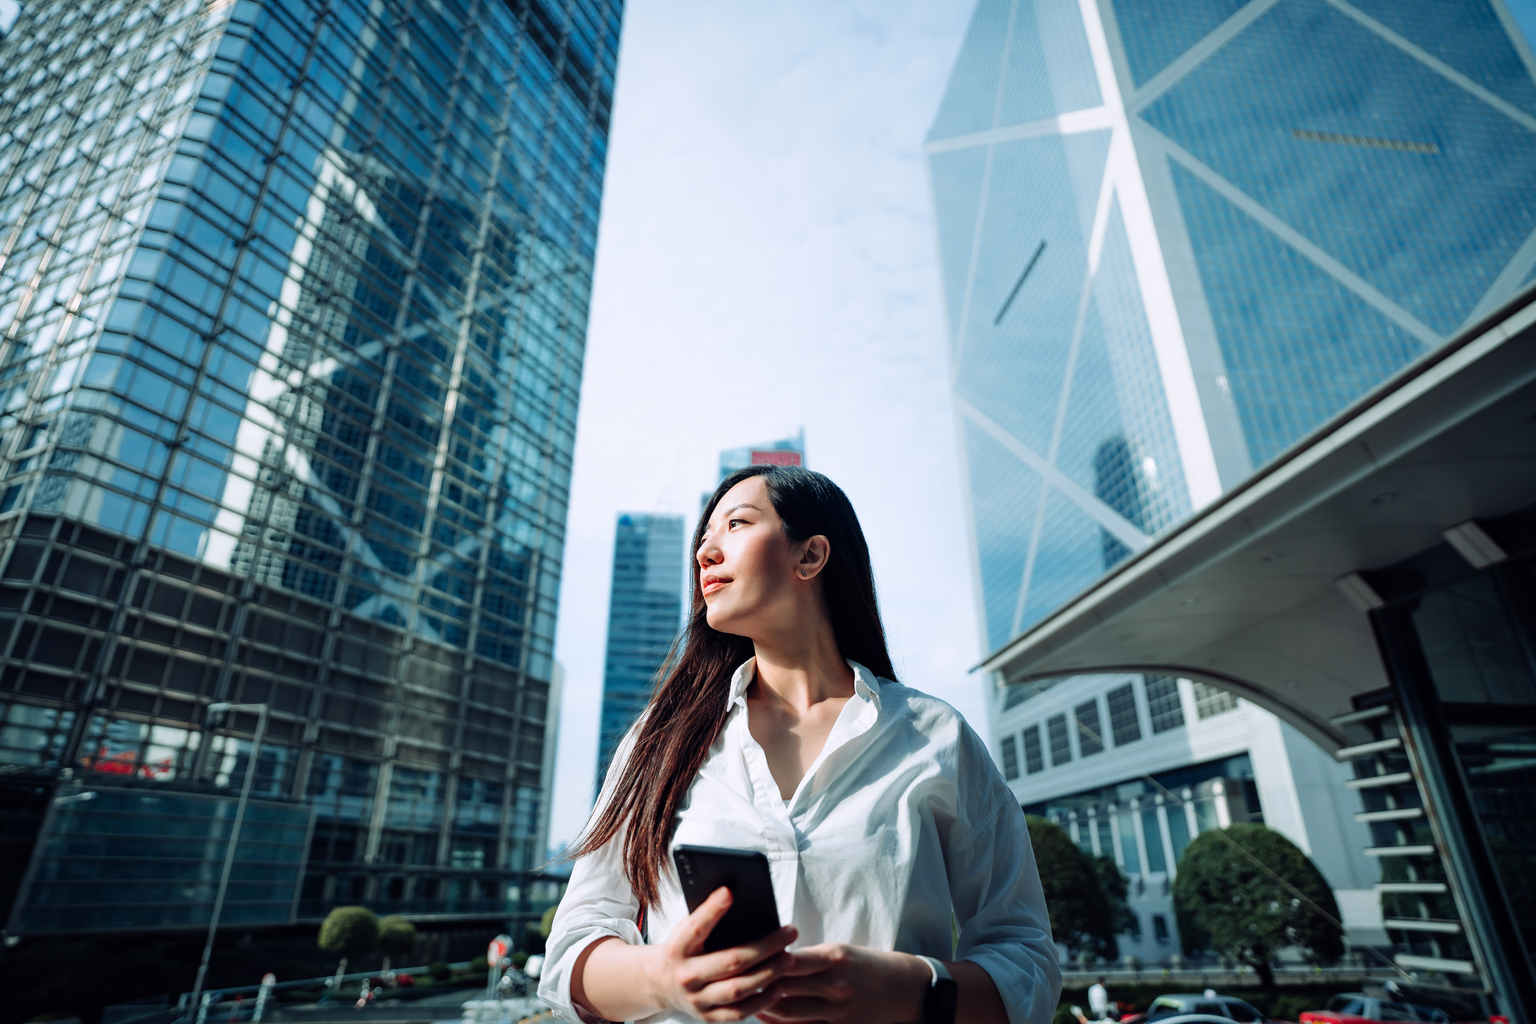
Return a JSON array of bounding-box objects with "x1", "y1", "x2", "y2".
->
[
  {"x1": 595, "y1": 511, "x2": 684, "y2": 792},
  {"x1": 0, "y1": 0, "x2": 620, "y2": 931},
  {"x1": 928, "y1": 0, "x2": 1536, "y2": 656}
]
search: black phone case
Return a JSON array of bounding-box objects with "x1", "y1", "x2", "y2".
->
[{"x1": 672, "y1": 844, "x2": 781, "y2": 953}]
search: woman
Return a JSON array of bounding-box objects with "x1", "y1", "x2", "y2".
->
[{"x1": 541, "y1": 466, "x2": 1059, "y2": 1024}]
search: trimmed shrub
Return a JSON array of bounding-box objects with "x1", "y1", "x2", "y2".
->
[
  {"x1": 377, "y1": 915, "x2": 418, "y2": 961},
  {"x1": 318, "y1": 906, "x2": 379, "y2": 958}
]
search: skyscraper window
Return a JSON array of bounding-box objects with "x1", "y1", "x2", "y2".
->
[
  {"x1": 1047, "y1": 713, "x2": 1071, "y2": 766},
  {"x1": 1145, "y1": 675, "x2": 1186, "y2": 734},
  {"x1": 1107, "y1": 682, "x2": 1142, "y2": 746},
  {"x1": 1074, "y1": 699, "x2": 1104, "y2": 756},
  {"x1": 1192, "y1": 680, "x2": 1240, "y2": 719},
  {"x1": 1022, "y1": 723, "x2": 1044, "y2": 774}
]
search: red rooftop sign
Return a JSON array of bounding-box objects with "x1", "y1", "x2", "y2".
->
[{"x1": 750, "y1": 450, "x2": 802, "y2": 467}]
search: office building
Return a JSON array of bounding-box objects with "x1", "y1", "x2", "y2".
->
[
  {"x1": 594, "y1": 512, "x2": 685, "y2": 792},
  {"x1": 929, "y1": 0, "x2": 1536, "y2": 655},
  {"x1": 0, "y1": 0, "x2": 621, "y2": 936},
  {"x1": 998, "y1": 672, "x2": 1382, "y2": 960},
  {"x1": 928, "y1": 0, "x2": 1536, "y2": 981},
  {"x1": 718, "y1": 431, "x2": 804, "y2": 483},
  {"x1": 983, "y1": 290, "x2": 1536, "y2": 1018}
]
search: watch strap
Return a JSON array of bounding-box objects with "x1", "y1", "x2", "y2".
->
[{"x1": 915, "y1": 956, "x2": 958, "y2": 1024}]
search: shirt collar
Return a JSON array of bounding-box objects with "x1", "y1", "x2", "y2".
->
[{"x1": 726, "y1": 657, "x2": 883, "y2": 712}]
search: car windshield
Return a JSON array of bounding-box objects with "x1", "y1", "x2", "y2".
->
[
  {"x1": 1150, "y1": 999, "x2": 1187, "y2": 1018},
  {"x1": 1327, "y1": 997, "x2": 1365, "y2": 1015},
  {"x1": 1225, "y1": 1000, "x2": 1268, "y2": 1022}
]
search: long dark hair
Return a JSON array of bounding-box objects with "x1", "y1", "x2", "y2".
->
[{"x1": 570, "y1": 465, "x2": 896, "y2": 908}]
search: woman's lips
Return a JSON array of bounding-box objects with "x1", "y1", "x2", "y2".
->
[{"x1": 702, "y1": 576, "x2": 730, "y2": 595}]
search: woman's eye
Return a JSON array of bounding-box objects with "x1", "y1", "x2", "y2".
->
[{"x1": 728, "y1": 518, "x2": 746, "y2": 528}]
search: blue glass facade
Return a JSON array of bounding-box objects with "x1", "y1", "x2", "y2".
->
[
  {"x1": 0, "y1": 0, "x2": 620, "y2": 928},
  {"x1": 595, "y1": 513, "x2": 684, "y2": 792},
  {"x1": 930, "y1": 0, "x2": 1536, "y2": 657}
]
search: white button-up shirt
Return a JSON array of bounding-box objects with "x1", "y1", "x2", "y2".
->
[{"x1": 540, "y1": 659, "x2": 1061, "y2": 1024}]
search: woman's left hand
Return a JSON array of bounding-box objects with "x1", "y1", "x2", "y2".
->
[{"x1": 755, "y1": 943, "x2": 930, "y2": 1024}]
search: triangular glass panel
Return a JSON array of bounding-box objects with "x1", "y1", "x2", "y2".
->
[
  {"x1": 1346, "y1": 0, "x2": 1536, "y2": 118},
  {"x1": 1171, "y1": 162, "x2": 1425, "y2": 465},
  {"x1": 1110, "y1": 0, "x2": 1248, "y2": 87},
  {"x1": 962, "y1": 416, "x2": 1045, "y2": 653},
  {"x1": 953, "y1": 131, "x2": 1109, "y2": 457},
  {"x1": 1054, "y1": 199, "x2": 1190, "y2": 534},
  {"x1": 1142, "y1": 0, "x2": 1536, "y2": 336},
  {"x1": 930, "y1": 0, "x2": 1016, "y2": 142},
  {"x1": 996, "y1": 0, "x2": 1103, "y2": 126},
  {"x1": 929, "y1": 147, "x2": 991, "y2": 346},
  {"x1": 1021, "y1": 486, "x2": 1117, "y2": 630}
]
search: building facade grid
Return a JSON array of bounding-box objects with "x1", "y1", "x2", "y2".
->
[
  {"x1": 0, "y1": 0, "x2": 621, "y2": 930},
  {"x1": 930, "y1": 0, "x2": 1536, "y2": 656}
]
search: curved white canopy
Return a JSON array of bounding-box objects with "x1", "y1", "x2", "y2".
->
[{"x1": 979, "y1": 289, "x2": 1536, "y2": 751}]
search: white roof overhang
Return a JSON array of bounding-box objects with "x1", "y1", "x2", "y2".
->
[{"x1": 977, "y1": 288, "x2": 1536, "y2": 751}]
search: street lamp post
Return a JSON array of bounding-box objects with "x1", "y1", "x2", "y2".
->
[{"x1": 188, "y1": 701, "x2": 269, "y2": 1016}]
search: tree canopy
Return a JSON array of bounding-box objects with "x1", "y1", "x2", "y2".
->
[
  {"x1": 1172, "y1": 823, "x2": 1344, "y2": 988},
  {"x1": 1024, "y1": 815, "x2": 1117, "y2": 960},
  {"x1": 377, "y1": 915, "x2": 418, "y2": 959},
  {"x1": 318, "y1": 905, "x2": 379, "y2": 959},
  {"x1": 1094, "y1": 854, "x2": 1139, "y2": 940}
]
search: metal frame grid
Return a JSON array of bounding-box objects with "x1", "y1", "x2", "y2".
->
[{"x1": 0, "y1": 0, "x2": 622, "y2": 928}]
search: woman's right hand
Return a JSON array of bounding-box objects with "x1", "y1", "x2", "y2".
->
[{"x1": 647, "y1": 886, "x2": 798, "y2": 1021}]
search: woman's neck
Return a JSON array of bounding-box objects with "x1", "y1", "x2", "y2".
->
[{"x1": 749, "y1": 622, "x2": 854, "y2": 711}]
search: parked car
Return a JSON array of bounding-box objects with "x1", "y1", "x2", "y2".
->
[
  {"x1": 1145, "y1": 994, "x2": 1273, "y2": 1024},
  {"x1": 1300, "y1": 994, "x2": 1453, "y2": 1024}
]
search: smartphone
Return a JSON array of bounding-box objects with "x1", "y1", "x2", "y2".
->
[{"x1": 672, "y1": 844, "x2": 781, "y2": 953}]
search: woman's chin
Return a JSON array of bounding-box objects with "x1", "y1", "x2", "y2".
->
[{"x1": 703, "y1": 607, "x2": 749, "y2": 637}]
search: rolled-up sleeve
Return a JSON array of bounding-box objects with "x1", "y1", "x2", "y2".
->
[
  {"x1": 538, "y1": 827, "x2": 644, "y2": 1022},
  {"x1": 539, "y1": 729, "x2": 646, "y2": 1022},
  {"x1": 948, "y1": 746, "x2": 1062, "y2": 1024}
]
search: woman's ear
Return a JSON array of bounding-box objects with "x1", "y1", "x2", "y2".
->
[{"x1": 796, "y1": 535, "x2": 831, "y2": 580}]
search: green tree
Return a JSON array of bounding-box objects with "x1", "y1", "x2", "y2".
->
[
  {"x1": 1094, "y1": 854, "x2": 1139, "y2": 939},
  {"x1": 1025, "y1": 815, "x2": 1117, "y2": 960},
  {"x1": 1172, "y1": 824, "x2": 1344, "y2": 989},
  {"x1": 318, "y1": 905, "x2": 379, "y2": 980},
  {"x1": 377, "y1": 915, "x2": 417, "y2": 973}
]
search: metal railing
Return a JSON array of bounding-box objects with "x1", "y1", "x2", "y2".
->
[{"x1": 103, "y1": 958, "x2": 481, "y2": 1024}]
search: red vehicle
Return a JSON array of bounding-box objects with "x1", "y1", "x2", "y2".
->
[{"x1": 1301, "y1": 994, "x2": 1453, "y2": 1024}]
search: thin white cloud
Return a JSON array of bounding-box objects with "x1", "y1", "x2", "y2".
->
[{"x1": 549, "y1": 0, "x2": 977, "y2": 848}]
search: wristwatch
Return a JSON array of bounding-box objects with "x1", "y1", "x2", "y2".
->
[{"x1": 915, "y1": 956, "x2": 958, "y2": 1024}]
